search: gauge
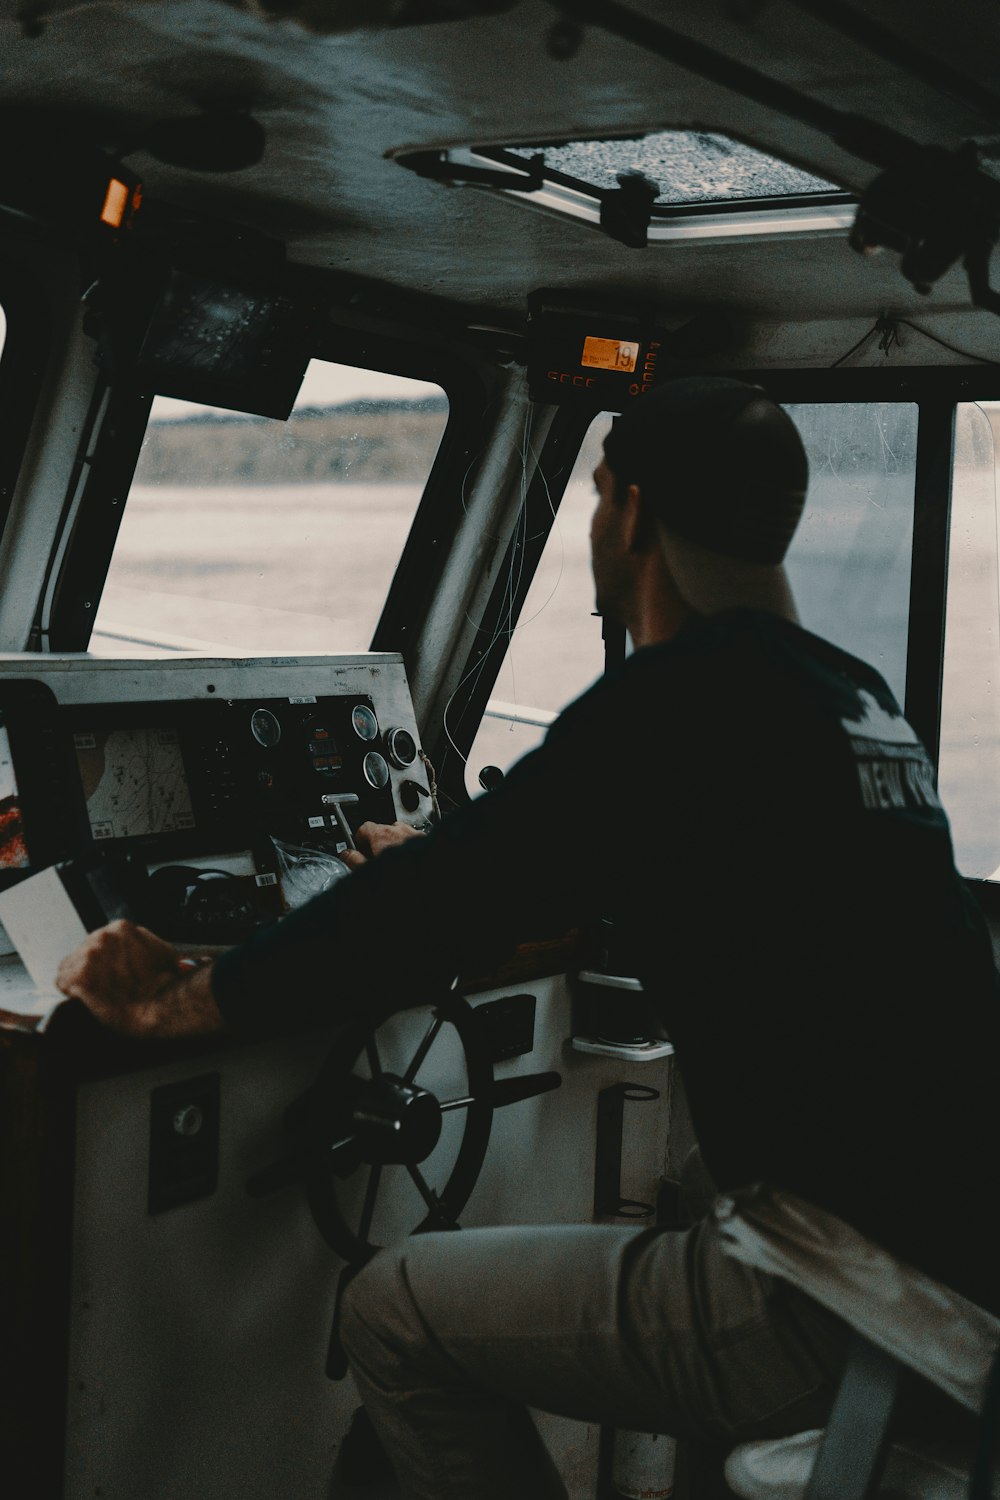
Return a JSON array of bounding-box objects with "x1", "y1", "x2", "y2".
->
[
  {"x1": 251, "y1": 708, "x2": 282, "y2": 748},
  {"x1": 363, "y1": 752, "x2": 390, "y2": 790},
  {"x1": 385, "y1": 727, "x2": 417, "y2": 768},
  {"x1": 352, "y1": 704, "x2": 379, "y2": 742}
]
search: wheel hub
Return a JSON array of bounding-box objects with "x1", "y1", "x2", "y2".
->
[{"x1": 347, "y1": 1074, "x2": 443, "y2": 1165}]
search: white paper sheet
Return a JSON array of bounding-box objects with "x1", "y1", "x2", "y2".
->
[{"x1": 0, "y1": 866, "x2": 87, "y2": 1022}]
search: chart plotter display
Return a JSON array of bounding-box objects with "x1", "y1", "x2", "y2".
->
[
  {"x1": 74, "y1": 727, "x2": 197, "y2": 842},
  {"x1": 62, "y1": 692, "x2": 400, "y2": 860}
]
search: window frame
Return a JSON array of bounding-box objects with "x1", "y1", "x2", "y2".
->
[
  {"x1": 46, "y1": 323, "x2": 488, "y2": 654},
  {"x1": 49, "y1": 331, "x2": 1000, "y2": 816},
  {"x1": 428, "y1": 403, "x2": 593, "y2": 805},
  {"x1": 433, "y1": 366, "x2": 1000, "y2": 810},
  {"x1": 0, "y1": 263, "x2": 52, "y2": 552},
  {"x1": 749, "y1": 368, "x2": 1000, "y2": 770}
]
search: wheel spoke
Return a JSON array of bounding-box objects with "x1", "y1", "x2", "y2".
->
[
  {"x1": 407, "y1": 1163, "x2": 444, "y2": 1219},
  {"x1": 358, "y1": 1162, "x2": 383, "y2": 1244},
  {"x1": 403, "y1": 1016, "x2": 443, "y2": 1085},
  {"x1": 439, "y1": 1095, "x2": 474, "y2": 1113},
  {"x1": 365, "y1": 1036, "x2": 382, "y2": 1077}
]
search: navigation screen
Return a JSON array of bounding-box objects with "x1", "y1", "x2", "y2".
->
[
  {"x1": 0, "y1": 719, "x2": 29, "y2": 870},
  {"x1": 74, "y1": 727, "x2": 196, "y2": 841},
  {"x1": 581, "y1": 336, "x2": 639, "y2": 372}
]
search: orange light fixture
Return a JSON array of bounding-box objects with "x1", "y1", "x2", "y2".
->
[{"x1": 99, "y1": 177, "x2": 130, "y2": 228}]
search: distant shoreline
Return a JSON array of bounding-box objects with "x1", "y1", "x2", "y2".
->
[{"x1": 140, "y1": 397, "x2": 451, "y2": 485}]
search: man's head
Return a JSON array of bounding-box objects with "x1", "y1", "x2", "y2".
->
[{"x1": 592, "y1": 377, "x2": 809, "y2": 636}]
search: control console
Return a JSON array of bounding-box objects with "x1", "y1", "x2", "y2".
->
[{"x1": 0, "y1": 653, "x2": 429, "y2": 945}]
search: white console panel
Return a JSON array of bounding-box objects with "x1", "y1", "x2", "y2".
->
[{"x1": 62, "y1": 977, "x2": 674, "y2": 1500}]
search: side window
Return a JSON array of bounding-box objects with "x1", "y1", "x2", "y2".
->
[
  {"x1": 784, "y1": 404, "x2": 917, "y2": 705},
  {"x1": 939, "y1": 403, "x2": 999, "y2": 878},
  {"x1": 93, "y1": 361, "x2": 448, "y2": 656},
  {"x1": 464, "y1": 403, "x2": 917, "y2": 795},
  {"x1": 463, "y1": 417, "x2": 609, "y2": 795}
]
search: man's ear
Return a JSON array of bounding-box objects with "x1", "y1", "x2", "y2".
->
[{"x1": 623, "y1": 482, "x2": 656, "y2": 553}]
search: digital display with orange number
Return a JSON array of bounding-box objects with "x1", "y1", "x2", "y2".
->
[
  {"x1": 581, "y1": 336, "x2": 640, "y2": 373},
  {"x1": 527, "y1": 296, "x2": 667, "y2": 410}
]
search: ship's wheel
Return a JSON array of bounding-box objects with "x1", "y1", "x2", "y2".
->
[{"x1": 247, "y1": 988, "x2": 560, "y2": 1375}]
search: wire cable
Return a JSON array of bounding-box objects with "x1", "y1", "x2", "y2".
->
[
  {"x1": 895, "y1": 320, "x2": 1000, "y2": 367},
  {"x1": 828, "y1": 317, "x2": 1000, "y2": 369},
  {"x1": 441, "y1": 408, "x2": 537, "y2": 766},
  {"x1": 417, "y1": 749, "x2": 441, "y2": 821},
  {"x1": 829, "y1": 323, "x2": 880, "y2": 367}
]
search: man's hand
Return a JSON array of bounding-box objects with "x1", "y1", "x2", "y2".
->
[
  {"x1": 56, "y1": 918, "x2": 226, "y2": 1039},
  {"x1": 341, "y1": 820, "x2": 426, "y2": 870}
]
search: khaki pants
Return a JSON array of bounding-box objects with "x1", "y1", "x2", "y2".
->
[{"x1": 339, "y1": 1216, "x2": 851, "y2": 1499}]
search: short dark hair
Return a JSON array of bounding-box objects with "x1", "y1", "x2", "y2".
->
[{"x1": 602, "y1": 376, "x2": 808, "y2": 565}]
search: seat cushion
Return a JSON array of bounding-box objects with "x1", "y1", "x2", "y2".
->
[{"x1": 724, "y1": 1429, "x2": 972, "y2": 1500}]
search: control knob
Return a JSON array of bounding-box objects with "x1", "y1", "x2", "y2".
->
[{"x1": 385, "y1": 727, "x2": 418, "y2": 768}]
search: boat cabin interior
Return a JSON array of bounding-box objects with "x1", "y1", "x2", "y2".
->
[{"x1": 1, "y1": 2, "x2": 1000, "y2": 1497}]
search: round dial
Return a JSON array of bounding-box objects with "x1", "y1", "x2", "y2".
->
[
  {"x1": 251, "y1": 708, "x2": 282, "y2": 748},
  {"x1": 363, "y1": 752, "x2": 390, "y2": 790},
  {"x1": 352, "y1": 704, "x2": 379, "y2": 742},
  {"x1": 385, "y1": 727, "x2": 417, "y2": 768}
]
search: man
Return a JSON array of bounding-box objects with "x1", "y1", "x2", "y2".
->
[{"x1": 58, "y1": 377, "x2": 1000, "y2": 1498}]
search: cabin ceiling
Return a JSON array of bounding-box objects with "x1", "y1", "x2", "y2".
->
[{"x1": 1, "y1": 0, "x2": 1000, "y2": 340}]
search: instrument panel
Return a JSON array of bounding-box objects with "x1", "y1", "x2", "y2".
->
[{"x1": 0, "y1": 652, "x2": 428, "y2": 943}]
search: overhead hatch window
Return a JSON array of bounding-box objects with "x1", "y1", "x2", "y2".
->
[
  {"x1": 502, "y1": 131, "x2": 839, "y2": 206},
  {"x1": 398, "y1": 130, "x2": 854, "y2": 243}
]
